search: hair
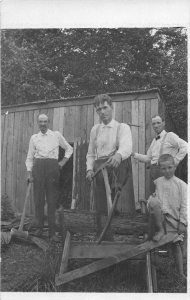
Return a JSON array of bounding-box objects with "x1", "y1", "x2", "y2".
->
[
  {"x1": 93, "y1": 94, "x2": 112, "y2": 108},
  {"x1": 38, "y1": 113, "x2": 48, "y2": 121},
  {"x1": 158, "y1": 154, "x2": 175, "y2": 165},
  {"x1": 151, "y1": 114, "x2": 165, "y2": 122}
]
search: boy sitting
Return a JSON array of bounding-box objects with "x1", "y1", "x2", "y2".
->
[{"x1": 145, "y1": 154, "x2": 187, "y2": 279}]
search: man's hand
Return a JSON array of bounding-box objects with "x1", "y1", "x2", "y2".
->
[
  {"x1": 107, "y1": 153, "x2": 122, "y2": 168},
  {"x1": 86, "y1": 170, "x2": 94, "y2": 182},
  {"x1": 178, "y1": 222, "x2": 186, "y2": 235},
  {"x1": 27, "y1": 171, "x2": 33, "y2": 184},
  {"x1": 58, "y1": 157, "x2": 69, "y2": 170}
]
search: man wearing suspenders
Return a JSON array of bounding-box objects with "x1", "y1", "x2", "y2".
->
[
  {"x1": 86, "y1": 94, "x2": 132, "y2": 239},
  {"x1": 132, "y1": 115, "x2": 187, "y2": 194}
]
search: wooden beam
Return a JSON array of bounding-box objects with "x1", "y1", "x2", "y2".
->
[
  {"x1": 55, "y1": 232, "x2": 177, "y2": 286},
  {"x1": 59, "y1": 232, "x2": 71, "y2": 274},
  {"x1": 70, "y1": 240, "x2": 143, "y2": 259}
]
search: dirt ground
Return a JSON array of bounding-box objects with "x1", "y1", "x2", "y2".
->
[{"x1": 1, "y1": 235, "x2": 187, "y2": 293}]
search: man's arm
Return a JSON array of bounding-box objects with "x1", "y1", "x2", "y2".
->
[
  {"x1": 57, "y1": 132, "x2": 73, "y2": 168},
  {"x1": 168, "y1": 133, "x2": 187, "y2": 165},
  {"x1": 132, "y1": 141, "x2": 153, "y2": 163},
  {"x1": 25, "y1": 136, "x2": 35, "y2": 183},
  {"x1": 179, "y1": 181, "x2": 187, "y2": 226}
]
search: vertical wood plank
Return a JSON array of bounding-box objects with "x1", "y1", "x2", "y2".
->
[
  {"x1": 79, "y1": 105, "x2": 88, "y2": 141},
  {"x1": 74, "y1": 106, "x2": 80, "y2": 139},
  {"x1": 47, "y1": 108, "x2": 54, "y2": 130},
  {"x1": 33, "y1": 110, "x2": 40, "y2": 134},
  {"x1": 131, "y1": 101, "x2": 139, "y2": 209},
  {"x1": 59, "y1": 107, "x2": 65, "y2": 135},
  {"x1": 138, "y1": 100, "x2": 146, "y2": 203},
  {"x1": 114, "y1": 102, "x2": 123, "y2": 123},
  {"x1": 65, "y1": 106, "x2": 75, "y2": 142},
  {"x1": 145, "y1": 100, "x2": 152, "y2": 199},
  {"x1": 122, "y1": 100, "x2": 131, "y2": 125},
  {"x1": 86, "y1": 105, "x2": 94, "y2": 141},
  {"x1": 15, "y1": 111, "x2": 25, "y2": 213},
  {"x1": 27, "y1": 110, "x2": 34, "y2": 214},
  {"x1": 120, "y1": 100, "x2": 135, "y2": 213},
  {"x1": 53, "y1": 107, "x2": 60, "y2": 131},
  {"x1": 93, "y1": 107, "x2": 100, "y2": 125},
  {"x1": 12, "y1": 112, "x2": 20, "y2": 210},
  {"x1": 150, "y1": 99, "x2": 159, "y2": 140},
  {"x1": 19, "y1": 111, "x2": 29, "y2": 213},
  {"x1": 1, "y1": 113, "x2": 9, "y2": 195},
  {"x1": 5, "y1": 113, "x2": 15, "y2": 203},
  {"x1": 1, "y1": 114, "x2": 5, "y2": 154}
]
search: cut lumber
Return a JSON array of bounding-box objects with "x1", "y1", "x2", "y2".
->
[
  {"x1": 58, "y1": 209, "x2": 148, "y2": 235},
  {"x1": 55, "y1": 232, "x2": 177, "y2": 286},
  {"x1": 146, "y1": 252, "x2": 153, "y2": 292},
  {"x1": 70, "y1": 240, "x2": 143, "y2": 259},
  {"x1": 59, "y1": 232, "x2": 71, "y2": 274}
]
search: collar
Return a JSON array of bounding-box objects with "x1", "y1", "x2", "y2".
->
[
  {"x1": 38, "y1": 129, "x2": 50, "y2": 136},
  {"x1": 155, "y1": 129, "x2": 166, "y2": 139},
  {"x1": 102, "y1": 119, "x2": 115, "y2": 128}
]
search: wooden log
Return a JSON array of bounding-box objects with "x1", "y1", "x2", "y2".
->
[
  {"x1": 58, "y1": 209, "x2": 148, "y2": 235},
  {"x1": 55, "y1": 232, "x2": 178, "y2": 286}
]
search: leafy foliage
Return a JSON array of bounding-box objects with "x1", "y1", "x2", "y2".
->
[{"x1": 1, "y1": 28, "x2": 187, "y2": 139}]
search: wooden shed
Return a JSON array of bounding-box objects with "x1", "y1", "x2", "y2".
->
[{"x1": 1, "y1": 88, "x2": 166, "y2": 215}]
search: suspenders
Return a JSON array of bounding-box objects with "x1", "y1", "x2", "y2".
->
[{"x1": 95, "y1": 122, "x2": 121, "y2": 158}]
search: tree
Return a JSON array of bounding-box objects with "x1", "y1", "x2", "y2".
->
[{"x1": 1, "y1": 28, "x2": 187, "y2": 139}]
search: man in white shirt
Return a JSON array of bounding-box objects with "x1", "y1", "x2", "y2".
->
[
  {"x1": 132, "y1": 115, "x2": 187, "y2": 193},
  {"x1": 26, "y1": 114, "x2": 73, "y2": 242},
  {"x1": 86, "y1": 94, "x2": 132, "y2": 239}
]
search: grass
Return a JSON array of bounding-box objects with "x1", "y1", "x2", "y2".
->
[{"x1": 1, "y1": 236, "x2": 187, "y2": 293}]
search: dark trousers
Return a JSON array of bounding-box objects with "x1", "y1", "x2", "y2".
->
[
  {"x1": 94, "y1": 157, "x2": 130, "y2": 235},
  {"x1": 32, "y1": 159, "x2": 59, "y2": 236},
  {"x1": 150, "y1": 164, "x2": 161, "y2": 194}
]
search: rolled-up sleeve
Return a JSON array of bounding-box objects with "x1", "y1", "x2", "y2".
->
[
  {"x1": 168, "y1": 133, "x2": 188, "y2": 165},
  {"x1": 25, "y1": 136, "x2": 35, "y2": 171},
  {"x1": 57, "y1": 132, "x2": 73, "y2": 159},
  {"x1": 116, "y1": 123, "x2": 132, "y2": 160},
  {"x1": 86, "y1": 126, "x2": 97, "y2": 171},
  {"x1": 179, "y1": 181, "x2": 187, "y2": 225}
]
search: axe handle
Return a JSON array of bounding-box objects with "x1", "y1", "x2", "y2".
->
[{"x1": 19, "y1": 183, "x2": 32, "y2": 231}]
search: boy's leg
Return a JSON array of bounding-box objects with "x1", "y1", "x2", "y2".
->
[
  {"x1": 171, "y1": 242, "x2": 186, "y2": 279},
  {"x1": 148, "y1": 196, "x2": 165, "y2": 241}
]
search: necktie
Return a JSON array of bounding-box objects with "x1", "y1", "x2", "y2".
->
[{"x1": 156, "y1": 135, "x2": 160, "y2": 141}]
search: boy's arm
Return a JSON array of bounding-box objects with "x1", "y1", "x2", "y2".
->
[{"x1": 179, "y1": 181, "x2": 187, "y2": 226}]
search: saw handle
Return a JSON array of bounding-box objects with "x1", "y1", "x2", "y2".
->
[{"x1": 18, "y1": 182, "x2": 32, "y2": 231}]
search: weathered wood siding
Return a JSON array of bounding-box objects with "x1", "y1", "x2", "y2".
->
[{"x1": 1, "y1": 90, "x2": 163, "y2": 214}]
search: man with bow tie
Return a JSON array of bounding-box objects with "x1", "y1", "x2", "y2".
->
[
  {"x1": 25, "y1": 114, "x2": 73, "y2": 242},
  {"x1": 132, "y1": 115, "x2": 187, "y2": 193},
  {"x1": 86, "y1": 94, "x2": 133, "y2": 239}
]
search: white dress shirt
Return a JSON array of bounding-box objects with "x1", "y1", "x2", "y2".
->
[
  {"x1": 86, "y1": 119, "x2": 132, "y2": 171},
  {"x1": 154, "y1": 176, "x2": 187, "y2": 225},
  {"x1": 134, "y1": 130, "x2": 187, "y2": 165},
  {"x1": 26, "y1": 129, "x2": 73, "y2": 171}
]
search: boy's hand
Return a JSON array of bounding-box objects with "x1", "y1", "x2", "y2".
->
[{"x1": 178, "y1": 222, "x2": 186, "y2": 235}]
